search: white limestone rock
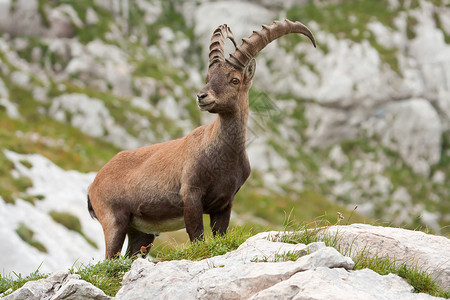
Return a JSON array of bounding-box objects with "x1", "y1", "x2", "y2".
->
[
  {"x1": 250, "y1": 267, "x2": 440, "y2": 300},
  {"x1": 321, "y1": 224, "x2": 450, "y2": 290},
  {"x1": 304, "y1": 103, "x2": 359, "y2": 148},
  {"x1": 5, "y1": 227, "x2": 448, "y2": 299},
  {"x1": 49, "y1": 93, "x2": 140, "y2": 149},
  {"x1": 363, "y1": 98, "x2": 442, "y2": 175},
  {"x1": 64, "y1": 40, "x2": 132, "y2": 97},
  {"x1": 0, "y1": 0, "x2": 74, "y2": 38},
  {"x1": 3, "y1": 272, "x2": 111, "y2": 300},
  {"x1": 116, "y1": 229, "x2": 447, "y2": 299},
  {"x1": 116, "y1": 236, "x2": 354, "y2": 300}
]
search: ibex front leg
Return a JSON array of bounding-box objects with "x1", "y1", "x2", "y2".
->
[
  {"x1": 210, "y1": 204, "x2": 231, "y2": 236},
  {"x1": 181, "y1": 185, "x2": 204, "y2": 241}
]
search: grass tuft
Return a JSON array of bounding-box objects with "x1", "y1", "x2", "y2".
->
[
  {"x1": 70, "y1": 257, "x2": 133, "y2": 297},
  {"x1": 150, "y1": 226, "x2": 252, "y2": 262},
  {"x1": 0, "y1": 267, "x2": 47, "y2": 297}
]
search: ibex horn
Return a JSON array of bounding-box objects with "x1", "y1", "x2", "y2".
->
[
  {"x1": 227, "y1": 19, "x2": 316, "y2": 70},
  {"x1": 208, "y1": 24, "x2": 237, "y2": 68}
]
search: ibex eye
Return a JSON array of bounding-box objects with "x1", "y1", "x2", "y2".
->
[{"x1": 231, "y1": 78, "x2": 240, "y2": 85}]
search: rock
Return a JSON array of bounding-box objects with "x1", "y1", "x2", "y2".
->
[
  {"x1": 0, "y1": 0, "x2": 43, "y2": 37},
  {"x1": 3, "y1": 272, "x2": 111, "y2": 300},
  {"x1": 48, "y1": 93, "x2": 141, "y2": 149},
  {"x1": 304, "y1": 103, "x2": 359, "y2": 148},
  {"x1": 63, "y1": 40, "x2": 133, "y2": 97},
  {"x1": 250, "y1": 267, "x2": 439, "y2": 300},
  {"x1": 321, "y1": 224, "x2": 450, "y2": 290},
  {"x1": 329, "y1": 145, "x2": 349, "y2": 168},
  {"x1": 363, "y1": 98, "x2": 442, "y2": 175},
  {"x1": 86, "y1": 7, "x2": 99, "y2": 25},
  {"x1": 52, "y1": 277, "x2": 111, "y2": 300},
  {"x1": 0, "y1": 0, "x2": 74, "y2": 38},
  {"x1": 115, "y1": 230, "x2": 445, "y2": 299},
  {"x1": 116, "y1": 236, "x2": 354, "y2": 300},
  {"x1": 6, "y1": 228, "x2": 448, "y2": 299},
  {"x1": 10, "y1": 70, "x2": 30, "y2": 87}
]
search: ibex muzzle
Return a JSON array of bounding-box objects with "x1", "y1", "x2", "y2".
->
[{"x1": 88, "y1": 19, "x2": 315, "y2": 259}]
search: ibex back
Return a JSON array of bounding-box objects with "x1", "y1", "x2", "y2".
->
[{"x1": 88, "y1": 19, "x2": 316, "y2": 259}]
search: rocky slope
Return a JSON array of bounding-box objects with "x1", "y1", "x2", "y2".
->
[
  {"x1": 0, "y1": 0, "x2": 449, "y2": 276},
  {"x1": 4, "y1": 225, "x2": 449, "y2": 299}
]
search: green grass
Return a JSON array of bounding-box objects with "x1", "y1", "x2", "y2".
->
[
  {"x1": 0, "y1": 152, "x2": 33, "y2": 204},
  {"x1": 0, "y1": 267, "x2": 46, "y2": 297},
  {"x1": 69, "y1": 257, "x2": 133, "y2": 297},
  {"x1": 150, "y1": 226, "x2": 252, "y2": 262}
]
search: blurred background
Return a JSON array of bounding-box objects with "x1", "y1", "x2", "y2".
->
[{"x1": 0, "y1": 0, "x2": 449, "y2": 276}]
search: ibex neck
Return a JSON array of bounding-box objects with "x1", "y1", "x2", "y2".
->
[{"x1": 210, "y1": 108, "x2": 249, "y2": 155}]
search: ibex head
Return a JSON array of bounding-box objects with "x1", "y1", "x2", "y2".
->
[{"x1": 197, "y1": 20, "x2": 316, "y2": 114}]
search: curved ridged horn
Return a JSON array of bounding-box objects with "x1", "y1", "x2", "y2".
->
[
  {"x1": 209, "y1": 24, "x2": 237, "y2": 68},
  {"x1": 227, "y1": 19, "x2": 316, "y2": 70}
]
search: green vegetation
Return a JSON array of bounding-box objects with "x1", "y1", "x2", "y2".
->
[
  {"x1": 15, "y1": 223, "x2": 47, "y2": 253},
  {"x1": 70, "y1": 257, "x2": 133, "y2": 297},
  {"x1": 49, "y1": 211, "x2": 98, "y2": 249},
  {"x1": 150, "y1": 226, "x2": 252, "y2": 262},
  {"x1": 0, "y1": 268, "x2": 46, "y2": 297},
  {"x1": 0, "y1": 152, "x2": 32, "y2": 204}
]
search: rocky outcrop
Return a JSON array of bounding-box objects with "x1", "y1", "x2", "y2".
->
[
  {"x1": 4, "y1": 225, "x2": 448, "y2": 299},
  {"x1": 3, "y1": 272, "x2": 111, "y2": 300},
  {"x1": 320, "y1": 224, "x2": 450, "y2": 290},
  {"x1": 0, "y1": 0, "x2": 449, "y2": 278},
  {"x1": 0, "y1": 0, "x2": 75, "y2": 38},
  {"x1": 116, "y1": 237, "x2": 354, "y2": 299}
]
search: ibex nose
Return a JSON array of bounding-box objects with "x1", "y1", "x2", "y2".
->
[{"x1": 197, "y1": 93, "x2": 208, "y2": 102}]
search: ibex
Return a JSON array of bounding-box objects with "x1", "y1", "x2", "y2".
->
[{"x1": 88, "y1": 19, "x2": 316, "y2": 258}]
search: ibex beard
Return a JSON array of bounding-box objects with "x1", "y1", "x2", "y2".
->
[{"x1": 88, "y1": 20, "x2": 316, "y2": 259}]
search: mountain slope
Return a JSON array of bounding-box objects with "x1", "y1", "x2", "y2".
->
[{"x1": 0, "y1": 0, "x2": 449, "y2": 275}]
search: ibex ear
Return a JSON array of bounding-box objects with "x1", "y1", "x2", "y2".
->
[{"x1": 244, "y1": 59, "x2": 256, "y2": 82}]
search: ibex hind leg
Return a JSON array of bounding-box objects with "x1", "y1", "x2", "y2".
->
[{"x1": 126, "y1": 227, "x2": 156, "y2": 258}]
